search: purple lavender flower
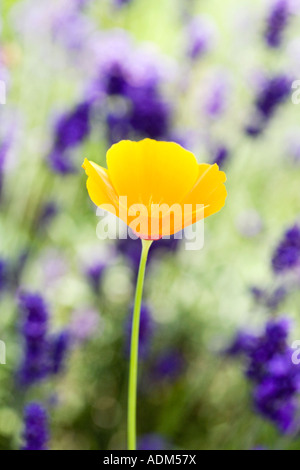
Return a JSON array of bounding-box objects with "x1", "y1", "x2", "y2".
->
[
  {"x1": 246, "y1": 74, "x2": 291, "y2": 136},
  {"x1": 245, "y1": 123, "x2": 265, "y2": 138},
  {"x1": 256, "y1": 75, "x2": 291, "y2": 119},
  {"x1": 204, "y1": 71, "x2": 231, "y2": 119},
  {"x1": 18, "y1": 292, "x2": 50, "y2": 386},
  {"x1": 105, "y1": 86, "x2": 172, "y2": 144},
  {"x1": 36, "y1": 201, "x2": 59, "y2": 232},
  {"x1": 226, "y1": 317, "x2": 300, "y2": 433},
  {"x1": 47, "y1": 149, "x2": 76, "y2": 175},
  {"x1": 187, "y1": 16, "x2": 216, "y2": 60},
  {"x1": 125, "y1": 304, "x2": 155, "y2": 359},
  {"x1": 0, "y1": 258, "x2": 8, "y2": 294},
  {"x1": 48, "y1": 101, "x2": 91, "y2": 174},
  {"x1": 225, "y1": 331, "x2": 258, "y2": 356},
  {"x1": 48, "y1": 330, "x2": 70, "y2": 375},
  {"x1": 138, "y1": 434, "x2": 169, "y2": 450},
  {"x1": 53, "y1": 101, "x2": 91, "y2": 151},
  {"x1": 128, "y1": 86, "x2": 171, "y2": 141},
  {"x1": 152, "y1": 349, "x2": 185, "y2": 382},
  {"x1": 250, "y1": 286, "x2": 287, "y2": 309},
  {"x1": 86, "y1": 261, "x2": 107, "y2": 293},
  {"x1": 254, "y1": 350, "x2": 299, "y2": 433},
  {"x1": 103, "y1": 62, "x2": 129, "y2": 96},
  {"x1": 264, "y1": 0, "x2": 291, "y2": 48},
  {"x1": 272, "y1": 224, "x2": 300, "y2": 274},
  {"x1": 90, "y1": 32, "x2": 174, "y2": 144},
  {"x1": 18, "y1": 292, "x2": 70, "y2": 385},
  {"x1": 211, "y1": 146, "x2": 230, "y2": 168},
  {"x1": 22, "y1": 403, "x2": 49, "y2": 450}
]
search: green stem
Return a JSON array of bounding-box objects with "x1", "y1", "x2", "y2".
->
[{"x1": 128, "y1": 238, "x2": 153, "y2": 450}]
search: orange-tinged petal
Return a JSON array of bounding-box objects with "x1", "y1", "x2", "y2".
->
[
  {"x1": 82, "y1": 158, "x2": 119, "y2": 211},
  {"x1": 181, "y1": 163, "x2": 227, "y2": 221},
  {"x1": 106, "y1": 139, "x2": 199, "y2": 209}
]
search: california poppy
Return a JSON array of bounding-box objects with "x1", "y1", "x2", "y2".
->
[
  {"x1": 82, "y1": 138, "x2": 227, "y2": 451},
  {"x1": 82, "y1": 139, "x2": 227, "y2": 239}
]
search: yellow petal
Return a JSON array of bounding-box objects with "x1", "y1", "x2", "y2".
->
[
  {"x1": 106, "y1": 139, "x2": 199, "y2": 209},
  {"x1": 180, "y1": 163, "x2": 227, "y2": 224},
  {"x1": 82, "y1": 158, "x2": 119, "y2": 211}
]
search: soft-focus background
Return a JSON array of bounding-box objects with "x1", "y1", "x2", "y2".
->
[{"x1": 1, "y1": 0, "x2": 300, "y2": 450}]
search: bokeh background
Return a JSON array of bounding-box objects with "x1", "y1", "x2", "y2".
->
[{"x1": 1, "y1": 0, "x2": 300, "y2": 450}]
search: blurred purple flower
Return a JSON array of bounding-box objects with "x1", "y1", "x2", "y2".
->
[
  {"x1": 245, "y1": 123, "x2": 265, "y2": 138},
  {"x1": 86, "y1": 261, "x2": 107, "y2": 294},
  {"x1": 125, "y1": 304, "x2": 155, "y2": 359},
  {"x1": 70, "y1": 308, "x2": 101, "y2": 343},
  {"x1": 22, "y1": 403, "x2": 49, "y2": 450},
  {"x1": 47, "y1": 149, "x2": 76, "y2": 175},
  {"x1": 226, "y1": 317, "x2": 300, "y2": 433},
  {"x1": 103, "y1": 62, "x2": 129, "y2": 96},
  {"x1": 250, "y1": 286, "x2": 287, "y2": 309},
  {"x1": 104, "y1": 85, "x2": 172, "y2": 145},
  {"x1": 18, "y1": 292, "x2": 70, "y2": 386},
  {"x1": 152, "y1": 349, "x2": 185, "y2": 382},
  {"x1": 211, "y1": 146, "x2": 230, "y2": 168},
  {"x1": 53, "y1": 101, "x2": 91, "y2": 151},
  {"x1": 14, "y1": 0, "x2": 95, "y2": 58},
  {"x1": 89, "y1": 32, "x2": 174, "y2": 144},
  {"x1": 51, "y1": 7, "x2": 96, "y2": 53},
  {"x1": 36, "y1": 201, "x2": 59, "y2": 232},
  {"x1": 128, "y1": 86, "x2": 171, "y2": 141},
  {"x1": 18, "y1": 292, "x2": 50, "y2": 386},
  {"x1": 204, "y1": 72, "x2": 231, "y2": 119},
  {"x1": 47, "y1": 101, "x2": 91, "y2": 174},
  {"x1": 0, "y1": 258, "x2": 9, "y2": 294},
  {"x1": 246, "y1": 74, "x2": 291, "y2": 137},
  {"x1": 256, "y1": 75, "x2": 291, "y2": 119},
  {"x1": 225, "y1": 331, "x2": 258, "y2": 356},
  {"x1": 138, "y1": 434, "x2": 169, "y2": 450},
  {"x1": 48, "y1": 330, "x2": 70, "y2": 375},
  {"x1": 264, "y1": 0, "x2": 291, "y2": 48},
  {"x1": 187, "y1": 16, "x2": 216, "y2": 60},
  {"x1": 272, "y1": 224, "x2": 300, "y2": 274}
]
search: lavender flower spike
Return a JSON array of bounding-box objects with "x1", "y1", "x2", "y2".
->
[
  {"x1": 272, "y1": 224, "x2": 300, "y2": 274},
  {"x1": 18, "y1": 292, "x2": 50, "y2": 387},
  {"x1": 22, "y1": 403, "x2": 49, "y2": 450},
  {"x1": 264, "y1": 0, "x2": 291, "y2": 48},
  {"x1": 226, "y1": 317, "x2": 300, "y2": 434},
  {"x1": 187, "y1": 16, "x2": 217, "y2": 60}
]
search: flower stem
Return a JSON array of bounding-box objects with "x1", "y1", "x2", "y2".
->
[{"x1": 128, "y1": 238, "x2": 153, "y2": 450}]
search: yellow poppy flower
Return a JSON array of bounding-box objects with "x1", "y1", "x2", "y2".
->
[{"x1": 82, "y1": 139, "x2": 227, "y2": 239}]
